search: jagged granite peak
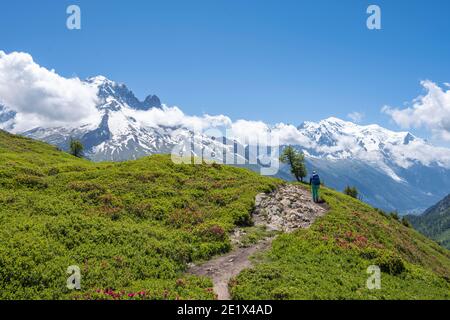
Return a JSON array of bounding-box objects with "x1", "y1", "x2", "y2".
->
[
  {"x1": 86, "y1": 75, "x2": 162, "y2": 111},
  {"x1": 17, "y1": 75, "x2": 168, "y2": 162},
  {"x1": 143, "y1": 95, "x2": 162, "y2": 110},
  {"x1": 403, "y1": 132, "x2": 416, "y2": 145}
]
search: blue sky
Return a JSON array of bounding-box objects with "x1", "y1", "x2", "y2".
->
[{"x1": 1, "y1": 0, "x2": 450, "y2": 144}]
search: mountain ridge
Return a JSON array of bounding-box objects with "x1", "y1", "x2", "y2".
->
[
  {"x1": 407, "y1": 194, "x2": 450, "y2": 249},
  {"x1": 1, "y1": 75, "x2": 450, "y2": 212}
]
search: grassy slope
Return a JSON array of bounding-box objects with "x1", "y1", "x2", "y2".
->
[
  {"x1": 0, "y1": 131, "x2": 281, "y2": 299},
  {"x1": 1, "y1": 131, "x2": 449, "y2": 300},
  {"x1": 230, "y1": 186, "x2": 450, "y2": 299}
]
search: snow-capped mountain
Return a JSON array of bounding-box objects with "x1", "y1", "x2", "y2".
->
[
  {"x1": 16, "y1": 76, "x2": 230, "y2": 162},
  {"x1": 295, "y1": 117, "x2": 450, "y2": 181},
  {"x1": 298, "y1": 117, "x2": 449, "y2": 166},
  {"x1": 287, "y1": 118, "x2": 450, "y2": 213},
  {"x1": 1, "y1": 75, "x2": 450, "y2": 213},
  {"x1": 88, "y1": 76, "x2": 162, "y2": 112}
]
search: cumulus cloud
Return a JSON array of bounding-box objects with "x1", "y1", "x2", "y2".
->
[
  {"x1": 126, "y1": 105, "x2": 232, "y2": 132},
  {"x1": 0, "y1": 51, "x2": 100, "y2": 132},
  {"x1": 386, "y1": 139, "x2": 450, "y2": 168},
  {"x1": 271, "y1": 123, "x2": 313, "y2": 146},
  {"x1": 228, "y1": 120, "x2": 271, "y2": 145},
  {"x1": 222, "y1": 120, "x2": 313, "y2": 146},
  {"x1": 382, "y1": 80, "x2": 450, "y2": 141},
  {"x1": 347, "y1": 111, "x2": 364, "y2": 123}
]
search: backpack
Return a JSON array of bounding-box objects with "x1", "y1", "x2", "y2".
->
[{"x1": 311, "y1": 174, "x2": 321, "y2": 186}]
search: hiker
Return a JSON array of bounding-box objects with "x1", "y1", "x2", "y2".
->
[{"x1": 309, "y1": 170, "x2": 321, "y2": 203}]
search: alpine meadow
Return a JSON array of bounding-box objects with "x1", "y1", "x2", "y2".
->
[
  {"x1": 1, "y1": 0, "x2": 450, "y2": 306},
  {"x1": 0, "y1": 130, "x2": 449, "y2": 300}
]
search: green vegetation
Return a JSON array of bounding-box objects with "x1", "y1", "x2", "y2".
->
[
  {"x1": 235, "y1": 226, "x2": 279, "y2": 248},
  {"x1": 407, "y1": 195, "x2": 450, "y2": 250},
  {"x1": 1, "y1": 130, "x2": 449, "y2": 300},
  {"x1": 279, "y1": 146, "x2": 307, "y2": 182},
  {"x1": 344, "y1": 185, "x2": 359, "y2": 199},
  {"x1": 0, "y1": 130, "x2": 281, "y2": 299},
  {"x1": 401, "y1": 217, "x2": 412, "y2": 228},
  {"x1": 230, "y1": 185, "x2": 450, "y2": 300},
  {"x1": 390, "y1": 211, "x2": 400, "y2": 221},
  {"x1": 69, "y1": 139, "x2": 84, "y2": 158}
]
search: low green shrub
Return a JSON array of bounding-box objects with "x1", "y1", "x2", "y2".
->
[
  {"x1": 14, "y1": 174, "x2": 48, "y2": 189},
  {"x1": 374, "y1": 252, "x2": 406, "y2": 275}
]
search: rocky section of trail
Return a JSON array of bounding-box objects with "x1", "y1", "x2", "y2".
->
[
  {"x1": 187, "y1": 184, "x2": 328, "y2": 300},
  {"x1": 253, "y1": 184, "x2": 328, "y2": 232}
]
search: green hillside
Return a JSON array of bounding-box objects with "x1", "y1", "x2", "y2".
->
[
  {"x1": 230, "y1": 188, "x2": 450, "y2": 299},
  {"x1": 407, "y1": 195, "x2": 450, "y2": 250},
  {"x1": 0, "y1": 130, "x2": 449, "y2": 300},
  {"x1": 0, "y1": 130, "x2": 280, "y2": 299}
]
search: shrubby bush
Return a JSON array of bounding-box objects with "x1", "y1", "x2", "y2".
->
[
  {"x1": 14, "y1": 174, "x2": 48, "y2": 189},
  {"x1": 375, "y1": 252, "x2": 406, "y2": 275}
]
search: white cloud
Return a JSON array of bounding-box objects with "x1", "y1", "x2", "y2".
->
[
  {"x1": 125, "y1": 107, "x2": 313, "y2": 147},
  {"x1": 347, "y1": 111, "x2": 364, "y2": 123},
  {"x1": 228, "y1": 119, "x2": 271, "y2": 145},
  {"x1": 226, "y1": 120, "x2": 314, "y2": 146},
  {"x1": 271, "y1": 123, "x2": 313, "y2": 147},
  {"x1": 125, "y1": 107, "x2": 315, "y2": 148},
  {"x1": 382, "y1": 80, "x2": 450, "y2": 141},
  {"x1": 384, "y1": 138, "x2": 450, "y2": 168},
  {"x1": 126, "y1": 105, "x2": 232, "y2": 132},
  {"x1": 0, "y1": 51, "x2": 100, "y2": 132}
]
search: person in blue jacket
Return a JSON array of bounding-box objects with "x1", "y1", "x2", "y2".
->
[{"x1": 309, "y1": 171, "x2": 321, "y2": 203}]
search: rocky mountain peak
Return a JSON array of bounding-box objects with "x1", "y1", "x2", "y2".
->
[
  {"x1": 86, "y1": 75, "x2": 162, "y2": 111},
  {"x1": 403, "y1": 132, "x2": 416, "y2": 145}
]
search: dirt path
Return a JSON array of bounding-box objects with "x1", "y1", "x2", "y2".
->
[
  {"x1": 187, "y1": 184, "x2": 328, "y2": 300},
  {"x1": 188, "y1": 237, "x2": 275, "y2": 300}
]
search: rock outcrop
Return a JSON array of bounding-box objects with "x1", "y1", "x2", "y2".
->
[{"x1": 253, "y1": 184, "x2": 327, "y2": 232}]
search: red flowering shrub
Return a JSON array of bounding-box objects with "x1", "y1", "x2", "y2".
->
[
  {"x1": 176, "y1": 279, "x2": 186, "y2": 287},
  {"x1": 167, "y1": 207, "x2": 205, "y2": 227},
  {"x1": 208, "y1": 225, "x2": 225, "y2": 240}
]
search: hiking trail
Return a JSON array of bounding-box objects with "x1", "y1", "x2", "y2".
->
[{"x1": 187, "y1": 184, "x2": 328, "y2": 300}]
